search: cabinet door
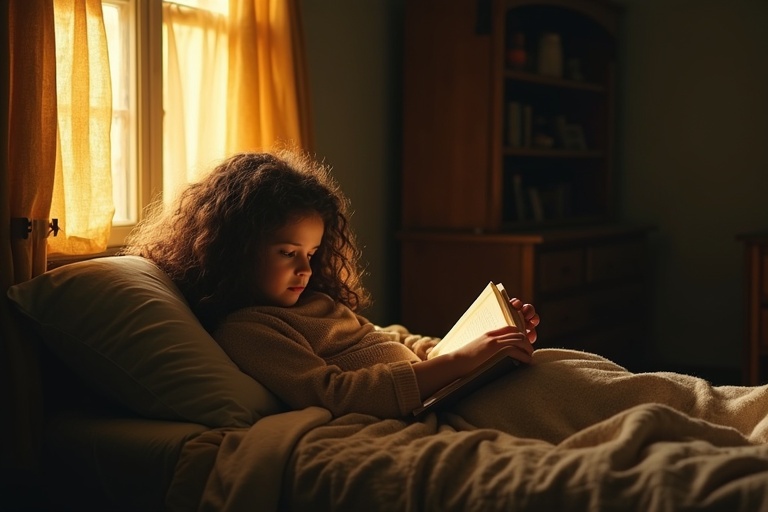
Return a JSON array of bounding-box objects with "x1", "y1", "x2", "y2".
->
[
  {"x1": 402, "y1": 0, "x2": 493, "y2": 230},
  {"x1": 400, "y1": 237, "x2": 529, "y2": 336}
]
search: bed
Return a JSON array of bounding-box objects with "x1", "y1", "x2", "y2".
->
[{"x1": 6, "y1": 255, "x2": 768, "y2": 511}]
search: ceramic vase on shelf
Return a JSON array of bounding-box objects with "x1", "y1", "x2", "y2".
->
[{"x1": 537, "y1": 32, "x2": 563, "y2": 78}]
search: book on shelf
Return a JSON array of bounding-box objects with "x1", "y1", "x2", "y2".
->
[
  {"x1": 522, "y1": 104, "x2": 533, "y2": 147},
  {"x1": 527, "y1": 186, "x2": 545, "y2": 222},
  {"x1": 506, "y1": 101, "x2": 522, "y2": 147},
  {"x1": 412, "y1": 282, "x2": 527, "y2": 416},
  {"x1": 512, "y1": 173, "x2": 527, "y2": 222},
  {"x1": 507, "y1": 102, "x2": 534, "y2": 149}
]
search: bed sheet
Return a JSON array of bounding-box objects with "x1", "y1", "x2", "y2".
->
[{"x1": 44, "y1": 408, "x2": 208, "y2": 511}]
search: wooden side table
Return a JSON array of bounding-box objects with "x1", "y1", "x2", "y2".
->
[{"x1": 738, "y1": 233, "x2": 768, "y2": 385}]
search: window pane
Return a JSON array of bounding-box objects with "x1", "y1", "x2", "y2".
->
[{"x1": 103, "y1": 0, "x2": 137, "y2": 226}]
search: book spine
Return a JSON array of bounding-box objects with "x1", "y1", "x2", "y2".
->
[
  {"x1": 512, "y1": 174, "x2": 526, "y2": 222},
  {"x1": 527, "y1": 186, "x2": 544, "y2": 222},
  {"x1": 506, "y1": 101, "x2": 522, "y2": 148},
  {"x1": 522, "y1": 104, "x2": 533, "y2": 148}
]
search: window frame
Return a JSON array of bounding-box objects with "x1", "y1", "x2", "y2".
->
[{"x1": 106, "y1": 0, "x2": 164, "y2": 248}]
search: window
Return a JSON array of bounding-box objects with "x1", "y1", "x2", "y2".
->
[
  {"x1": 102, "y1": 0, "x2": 227, "y2": 247},
  {"x1": 103, "y1": 0, "x2": 137, "y2": 228},
  {"x1": 100, "y1": 0, "x2": 308, "y2": 249}
]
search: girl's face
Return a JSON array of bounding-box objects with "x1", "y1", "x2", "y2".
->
[{"x1": 251, "y1": 212, "x2": 324, "y2": 307}]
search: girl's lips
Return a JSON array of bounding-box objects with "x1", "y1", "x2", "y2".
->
[{"x1": 288, "y1": 286, "x2": 305, "y2": 293}]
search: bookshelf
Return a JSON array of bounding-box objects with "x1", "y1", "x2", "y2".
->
[
  {"x1": 738, "y1": 233, "x2": 768, "y2": 385},
  {"x1": 400, "y1": 0, "x2": 652, "y2": 367}
]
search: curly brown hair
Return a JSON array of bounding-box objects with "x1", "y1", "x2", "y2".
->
[{"x1": 120, "y1": 149, "x2": 371, "y2": 331}]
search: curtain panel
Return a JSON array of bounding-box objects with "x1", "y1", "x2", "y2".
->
[
  {"x1": 48, "y1": 0, "x2": 114, "y2": 256},
  {"x1": 163, "y1": 0, "x2": 314, "y2": 204},
  {"x1": 226, "y1": 0, "x2": 314, "y2": 155},
  {"x1": 1, "y1": 0, "x2": 58, "y2": 476},
  {"x1": 1, "y1": 0, "x2": 112, "y2": 478},
  {"x1": 163, "y1": 2, "x2": 229, "y2": 204}
]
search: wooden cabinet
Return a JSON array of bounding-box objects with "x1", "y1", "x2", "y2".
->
[
  {"x1": 402, "y1": 0, "x2": 621, "y2": 231},
  {"x1": 739, "y1": 233, "x2": 768, "y2": 385},
  {"x1": 400, "y1": 226, "x2": 649, "y2": 366},
  {"x1": 400, "y1": 0, "x2": 650, "y2": 368}
]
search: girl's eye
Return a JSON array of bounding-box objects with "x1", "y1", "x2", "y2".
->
[{"x1": 280, "y1": 250, "x2": 296, "y2": 258}]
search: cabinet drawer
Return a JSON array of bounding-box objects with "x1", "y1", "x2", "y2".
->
[
  {"x1": 538, "y1": 249, "x2": 584, "y2": 293},
  {"x1": 762, "y1": 309, "x2": 768, "y2": 350},
  {"x1": 539, "y1": 284, "x2": 643, "y2": 340},
  {"x1": 762, "y1": 251, "x2": 768, "y2": 298},
  {"x1": 538, "y1": 295, "x2": 592, "y2": 338},
  {"x1": 586, "y1": 241, "x2": 644, "y2": 283}
]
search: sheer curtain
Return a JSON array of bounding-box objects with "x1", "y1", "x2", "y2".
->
[
  {"x1": 162, "y1": 0, "x2": 314, "y2": 203},
  {"x1": 226, "y1": 0, "x2": 314, "y2": 155},
  {"x1": 163, "y1": 2, "x2": 229, "y2": 204},
  {"x1": 48, "y1": 0, "x2": 114, "y2": 255}
]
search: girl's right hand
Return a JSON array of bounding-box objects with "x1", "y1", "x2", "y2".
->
[
  {"x1": 451, "y1": 325, "x2": 534, "y2": 374},
  {"x1": 412, "y1": 325, "x2": 533, "y2": 400}
]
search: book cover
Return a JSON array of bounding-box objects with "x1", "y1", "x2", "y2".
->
[{"x1": 413, "y1": 282, "x2": 527, "y2": 416}]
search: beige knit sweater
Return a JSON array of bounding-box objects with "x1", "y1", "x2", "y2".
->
[{"x1": 213, "y1": 291, "x2": 424, "y2": 418}]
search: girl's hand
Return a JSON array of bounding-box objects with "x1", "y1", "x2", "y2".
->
[
  {"x1": 509, "y1": 298, "x2": 540, "y2": 344},
  {"x1": 453, "y1": 325, "x2": 534, "y2": 368},
  {"x1": 412, "y1": 325, "x2": 533, "y2": 400},
  {"x1": 403, "y1": 333, "x2": 440, "y2": 360}
]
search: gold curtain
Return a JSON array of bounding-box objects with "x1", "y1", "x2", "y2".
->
[
  {"x1": 47, "y1": 0, "x2": 114, "y2": 256},
  {"x1": 163, "y1": 2, "x2": 229, "y2": 204},
  {"x1": 1, "y1": 0, "x2": 111, "y2": 477},
  {"x1": 1, "y1": 0, "x2": 58, "y2": 475},
  {"x1": 226, "y1": 0, "x2": 314, "y2": 154}
]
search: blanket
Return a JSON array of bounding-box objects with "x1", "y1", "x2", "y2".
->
[{"x1": 166, "y1": 349, "x2": 768, "y2": 511}]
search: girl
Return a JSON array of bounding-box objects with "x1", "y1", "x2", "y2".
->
[
  {"x1": 122, "y1": 149, "x2": 538, "y2": 419},
  {"x1": 123, "y1": 150, "x2": 768, "y2": 444}
]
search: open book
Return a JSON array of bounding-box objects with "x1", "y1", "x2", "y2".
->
[{"x1": 412, "y1": 282, "x2": 527, "y2": 416}]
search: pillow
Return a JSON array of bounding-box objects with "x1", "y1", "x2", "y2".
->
[{"x1": 7, "y1": 255, "x2": 284, "y2": 427}]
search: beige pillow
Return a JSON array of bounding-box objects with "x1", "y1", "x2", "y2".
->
[{"x1": 7, "y1": 255, "x2": 284, "y2": 427}]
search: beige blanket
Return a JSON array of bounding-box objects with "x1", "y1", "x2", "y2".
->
[{"x1": 167, "y1": 349, "x2": 768, "y2": 511}]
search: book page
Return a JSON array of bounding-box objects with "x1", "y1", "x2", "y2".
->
[{"x1": 429, "y1": 282, "x2": 510, "y2": 358}]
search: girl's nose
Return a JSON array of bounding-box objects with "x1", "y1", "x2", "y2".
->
[{"x1": 296, "y1": 257, "x2": 312, "y2": 275}]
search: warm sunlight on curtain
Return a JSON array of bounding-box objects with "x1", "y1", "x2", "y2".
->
[
  {"x1": 48, "y1": 0, "x2": 114, "y2": 256},
  {"x1": 163, "y1": 2, "x2": 229, "y2": 204},
  {"x1": 227, "y1": 0, "x2": 314, "y2": 155},
  {"x1": 2, "y1": 0, "x2": 57, "y2": 475},
  {"x1": 162, "y1": 0, "x2": 313, "y2": 204}
]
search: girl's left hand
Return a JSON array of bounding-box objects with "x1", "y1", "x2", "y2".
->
[{"x1": 509, "y1": 298, "x2": 540, "y2": 344}]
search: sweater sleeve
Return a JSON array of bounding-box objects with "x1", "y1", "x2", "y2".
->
[
  {"x1": 214, "y1": 314, "x2": 423, "y2": 418},
  {"x1": 374, "y1": 323, "x2": 442, "y2": 361}
]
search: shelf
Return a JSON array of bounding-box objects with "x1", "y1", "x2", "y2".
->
[
  {"x1": 504, "y1": 69, "x2": 607, "y2": 93},
  {"x1": 501, "y1": 215, "x2": 605, "y2": 231},
  {"x1": 503, "y1": 147, "x2": 604, "y2": 158}
]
